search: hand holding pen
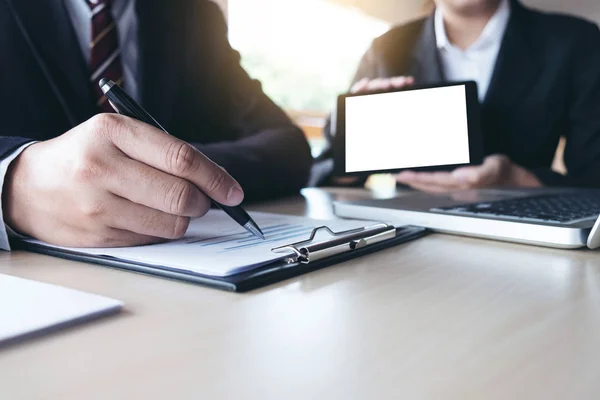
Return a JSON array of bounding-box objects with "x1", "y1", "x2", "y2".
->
[
  {"x1": 100, "y1": 79, "x2": 265, "y2": 239},
  {"x1": 3, "y1": 112, "x2": 250, "y2": 247}
]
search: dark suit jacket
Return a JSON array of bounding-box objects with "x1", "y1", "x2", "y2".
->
[
  {"x1": 331, "y1": 0, "x2": 600, "y2": 187},
  {"x1": 0, "y1": 0, "x2": 312, "y2": 201}
]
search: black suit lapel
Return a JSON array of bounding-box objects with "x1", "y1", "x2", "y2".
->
[
  {"x1": 136, "y1": 0, "x2": 184, "y2": 131},
  {"x1": 410, "y1": 15, "x2": 444, "y2": 84},
  {"x1": 12, "y1": 0, "x2": 95, "y2": 123},
  {"x1": 483, "y1": 2, "x2": 540, "y2": 108}
]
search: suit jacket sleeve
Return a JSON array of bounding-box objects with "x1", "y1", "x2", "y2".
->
[
  {"x1": 531, "y1": 22, "x2": 600, "y2": 188},
  {"x1": 0, "y1": 137, "x2": 36, "y2": 161},
  {"x1": 189, "y1": 3, "x2": 312, "y2": 202}
]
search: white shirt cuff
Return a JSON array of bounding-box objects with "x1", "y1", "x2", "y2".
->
[{"x1": 0, "y1": 142, "x2": 38, "y2": 251}]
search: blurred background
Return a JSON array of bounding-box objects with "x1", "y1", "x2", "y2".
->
[{"x1": 214, "y1": 0, "x2": 600, "y2": 157}]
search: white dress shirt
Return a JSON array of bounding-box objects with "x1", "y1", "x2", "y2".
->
[
  {"x1": 435, "y1": 0, "x2": 511, "y2": 101},
  {"x1": 0, "y1": 0, "x2": 138, "y2": 250},
  {"x1": 0, "y1": 143, "x2": 38, "y2": 249}
]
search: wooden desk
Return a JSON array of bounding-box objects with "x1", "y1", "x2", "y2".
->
[{"x1": 1, "y1": 188, "x2": 599, "y2": 400}]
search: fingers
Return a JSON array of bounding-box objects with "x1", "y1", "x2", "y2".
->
[
  {"x1": 389, "y1": 76, "x2": 415, "y2": 88},
  {"x1": 350, "y1": 76, "x2": 415, "y2": 94},
  {"x1": 396, "y1": 170, "x2": 464, "y2": 189},
  {"x1": 350, "y1": 78, "x2": 370, "y2": 94},
  {"x1": 450, "y1": 166, "x2": 482, "y2": 185},
  {"x1": 452, "y1": 156, "x2": 508, "y2": 187},
  {"x1": 104, "y1": 155, "x2": 211, "y2": 218},
  {"x1": 403, "y1": 181, "x2": 459, "y2": 194},
  {"x1": 393, "y1": 156, "x2": 515, "y2": 194},
  {"x1": 159, "y1": 141, "x2": 244, "y2": 206},
  {"x1": 454, "y1": 155, "x2": 541, "y2": 188},
  {"x1": 95, "y1": 114, "x2": 244, "y2": 206},
  {"x1": 396, "y1": 171, "x2": 467, "y2": 194},
  {"x1": 365, "y1": 77, "x2": 405, "y2": 92},
  {"x1": 103, "y1": 195, "x2": 192, "y2": 240}
]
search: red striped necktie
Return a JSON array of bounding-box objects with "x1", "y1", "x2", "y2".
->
[{"x1": 86, "y1": 0, "x2": 124, "y2": 113}]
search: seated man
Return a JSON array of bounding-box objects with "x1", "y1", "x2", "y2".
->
[
  {"x1": 0, "y1": 0, "x2": 312, "y2": 249},
  {"x1": 327, "y1": 0, "x2": 600, "y2": 193}
]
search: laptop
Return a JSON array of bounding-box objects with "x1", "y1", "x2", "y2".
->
[
  {"x1": 334, "y1": 188, "x2": 600, "y2": 249},
  {"x1": 332, "y1": 81, "x2": 600, "y2": 249}
]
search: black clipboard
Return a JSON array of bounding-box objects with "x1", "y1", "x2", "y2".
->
[{"x1": 15, "y1": 224, "x2": 427, "y2": 292}]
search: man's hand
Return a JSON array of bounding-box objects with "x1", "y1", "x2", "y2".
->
[
  {"x1": 395, "y1": 155, "x2": 542, "y2": 193},
  {"x1": 350, "y1": 76, "x2": 415, "y2": 94},
  {"x1": 2, "y1": 114, "x2": 244, "y2": 247}
]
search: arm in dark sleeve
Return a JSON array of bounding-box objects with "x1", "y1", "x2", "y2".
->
[
  {"x1": 533, "y1": 23, "x2": 600, "y2": 188},
  {"x1": 0, "y1": 137, "x2": 35, "y2": 160},
  {"x1": 190, "y1": 3, "x2": 312, "y2": 202}
]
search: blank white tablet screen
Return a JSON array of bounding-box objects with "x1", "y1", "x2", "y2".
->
[{"x1": 345, "y1": 85, "x2": 470, "y2": 173}]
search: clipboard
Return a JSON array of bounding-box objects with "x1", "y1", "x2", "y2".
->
[{"x1": 16, "y1": 224, "x2": 427, "y2": 292}]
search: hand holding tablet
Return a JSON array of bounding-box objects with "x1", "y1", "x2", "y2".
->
[{"x1": 334, "y1": 81, "x2": 484, "y2": 177}]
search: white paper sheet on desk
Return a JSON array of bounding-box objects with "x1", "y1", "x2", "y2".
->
[
  {"x1": 24, "y1": 211, "x2": 373, "y2": 277},
  {"x1": 0, "y1": 274, "x2": 122, "y2": 345}
]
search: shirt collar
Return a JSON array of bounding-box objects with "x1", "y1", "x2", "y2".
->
[{"x1": 434, "y1": 0, "x2": 511, "y2": 52}]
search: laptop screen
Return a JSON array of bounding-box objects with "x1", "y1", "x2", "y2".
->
[{"x1": 344, "y1": 84, "x2": 472, "y2": 173}]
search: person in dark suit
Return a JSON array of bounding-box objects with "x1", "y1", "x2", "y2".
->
[
  {"x1": 0, "y1": 0, "x2": 312, "y2": 249},
  {"x1": 329, "y1": 0, "x2": 600, "y2": 193}
]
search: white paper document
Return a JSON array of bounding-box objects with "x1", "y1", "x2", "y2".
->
[
  {"x1": 0, "y1": 274, "x2": 123, "y2": 345},
  {"x1": 24, "y1": 211, "x2": 372, "y2": 277}
]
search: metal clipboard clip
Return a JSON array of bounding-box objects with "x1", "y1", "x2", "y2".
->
[{"x1": 271, "y1": 223, "x2": 396, "y2": 264}]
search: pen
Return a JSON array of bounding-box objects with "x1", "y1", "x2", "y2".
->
[{"x1": 99, "y1": 78, "x2": 265, "y2": 240}]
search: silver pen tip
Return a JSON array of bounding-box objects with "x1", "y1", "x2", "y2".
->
[{"x1": 245, "y1": 222, "x2": 265, "y2": 240}]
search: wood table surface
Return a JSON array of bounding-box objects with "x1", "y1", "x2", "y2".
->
[{"x1": 1, "y1": 188, "x2": 599, "y2": 400}]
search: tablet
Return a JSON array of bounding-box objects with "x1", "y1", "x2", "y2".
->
[{"x1": 333, "y1": 81, "x2": 483, "y2": 176}]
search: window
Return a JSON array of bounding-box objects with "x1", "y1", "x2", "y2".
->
[{"x1": 228, "y1": 0, "x2": 390, "y2": 152}]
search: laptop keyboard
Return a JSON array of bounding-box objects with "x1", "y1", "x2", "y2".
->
[{"x1": 431, "y1": 192, "x2": 600, "y2": 224}]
